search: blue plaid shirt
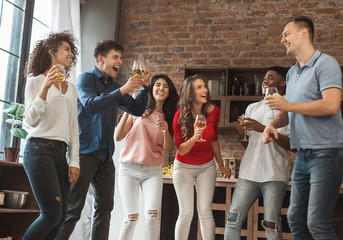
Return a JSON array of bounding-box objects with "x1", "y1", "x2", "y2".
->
[{"x1": 77, "y1": 66, "x2": 148, "y2": 162}]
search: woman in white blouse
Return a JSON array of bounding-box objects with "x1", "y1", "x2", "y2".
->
[{"x1": 22, "y1": 31, "x2": 80, "y2": 240}]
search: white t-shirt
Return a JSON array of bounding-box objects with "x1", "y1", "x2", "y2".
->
[
  {"x1": 25, "y1": 74, "x2": 80, "y2": 168},
  {"x1": 239, "y1": 100, "x2": 290, "y2": 184}
]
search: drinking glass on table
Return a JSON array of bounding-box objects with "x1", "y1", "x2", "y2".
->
[
  {"x1": 56, "y1": 65, "x2": 66, "y2": 96},
  {"x1": 194, "y1": 114, "x2": 207, "y2": 142},
  {"x1": 132, "y1": 55, "x2": 145, "y2": 92},
  {"x1": 265, "y1": 87, "x2": 279, "y2": 119}
]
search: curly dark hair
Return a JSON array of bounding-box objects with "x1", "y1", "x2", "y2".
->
[
  {"x1": 94, "y1": 40, "x2": 124, "y2": 62},
  {"x1": 178, "y1": 74, "x2": 211, "y2": 140},
  {"x1": 25, "y1": 31, "x2": 78, "y2": 77},
  {"x1": 143, "y1": 74, "x2": 179, "y2": 135}
]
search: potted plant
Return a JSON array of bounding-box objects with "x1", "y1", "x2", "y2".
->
[{"x1": 3, "y1": 102, "x2": 28, "y2": 162}]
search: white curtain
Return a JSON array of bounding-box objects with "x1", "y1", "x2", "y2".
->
[{"x1": 50, "y1": 0, "x2": 82, "y2": 83}]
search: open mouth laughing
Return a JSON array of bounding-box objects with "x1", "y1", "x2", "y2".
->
[{"x1": 113, "y1": 66, "x2": 119, "y2": 73}]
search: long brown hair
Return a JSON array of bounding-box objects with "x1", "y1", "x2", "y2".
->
[
  {"x1": 144, "y1": 74, "x2": 179, "y2": 135},
  {"x1": 178, "y1": 74, "x2": 211, "y2": 140},
  {"x1": 25, "y1": 31, "x2": 78, "y2": 77}
]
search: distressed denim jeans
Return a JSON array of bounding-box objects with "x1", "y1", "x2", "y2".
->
[
  {"x1": 287, "y1": 148, "x2": 343, "y2": 240},
  {"x1": 224, "y1": 178, "x2": 286, "y2": 240},
  {"x1": 23, "y1": 137, "x2": 69, "y2": 240},
  {"x1": 118, "y1": 162, "x2": 163, "y2": 240}
]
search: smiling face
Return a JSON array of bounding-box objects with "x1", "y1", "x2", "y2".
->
[
  {"x1": 153, "y1": 78, "x2": 169, "y2": 103},
  {"x1": 193, "y1": 78, "x2": 208, "y2": 104},
  {"x1": 281, "y1": 21, "x2": 303, "y2": 56},
  {"x1": 97, "y1": 49, "x2": 122, "y2": 80},
  {"x1": 50, "y1": 41, "x2": 74, "y2": 69},
  {"x1": 262, "y1": 70, "x2": 286, "y2": 94}
]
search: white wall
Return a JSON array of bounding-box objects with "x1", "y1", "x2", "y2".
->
[{"x1": 80, "y1": 0, "x2": 121, "y2": 72}]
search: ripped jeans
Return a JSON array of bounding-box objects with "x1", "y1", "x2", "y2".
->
[
  {"x1": 224, "y1": 178, "x2": 286, "y2": 240},
  {"x1": 23, "y1": 137, "x2": 70, "y2": 240},
  {"x1": 118, "y1": 162, "x2": 163, "y2": 240}
]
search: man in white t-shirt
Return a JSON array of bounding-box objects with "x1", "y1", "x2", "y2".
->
[{"x1": 224, "y1": 66, "x2": 293, "y2": 240}]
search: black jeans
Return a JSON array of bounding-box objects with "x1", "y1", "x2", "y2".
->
[
  {"x1": 56, "y1": 153, "x2": 115, "y2": 240},
  {"x1": 23, "y1": 137, "x2": 69, "y2": 240}
]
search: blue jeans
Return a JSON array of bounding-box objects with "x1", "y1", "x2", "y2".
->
[
  {"x1": 287, "y1": 148, "x2": 343, "y2": 240},
  {"x1": 23, "y1": 138, "x2": 70, "y2": 240},
  {"x1": 224, "y1": 178, "x2": 286, "y2": 240},
  {"x1": 56, "y1": 153, "x2": 115, "y2": 240}
]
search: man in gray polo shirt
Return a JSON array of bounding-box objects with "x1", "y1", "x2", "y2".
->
[{"x1": 263, "y1": 16, "x2": 343, "y2": 239}]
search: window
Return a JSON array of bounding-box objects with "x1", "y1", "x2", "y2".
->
[{"x1": 0, "y1": 0, "x2": 51, "y2": 159}]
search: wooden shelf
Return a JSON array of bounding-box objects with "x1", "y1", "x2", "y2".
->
[
  {"x1": 0, "y1": 161, "x2": 23, "y2": 167},
  {"x1": 185, "y1": 67, "x2": 266, "y2": 128},
  {"x1": 0, "y1": 208, "x2": 40, "y2": 213},
  {"x1": 0, "y1": 160, "x2": 39, "y2": 239}
]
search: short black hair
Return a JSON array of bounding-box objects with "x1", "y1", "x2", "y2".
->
[
  {"x1": 94, "y1": 40, "x2": 124, "y2": 62},
  {"x1": 267, "y1": 66, "x2": 288, "y2": 79},
  {"x1": 288, "y1": 16, "x2": 314, "y2": 42}
]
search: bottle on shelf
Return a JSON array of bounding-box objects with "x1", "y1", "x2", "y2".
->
[
  {"x1": 219, "y1": 72, "x2": 226, "y2": 96},
  {"x1": 254, "y1": 75, "x2": 261, "y2": 96},
  {"x1": 239, "y1": 77, "x2": 244, "y2": 96},
  {"x1": 244, "y1": 82, "x2": 249, "y2": 96},
  {"x1": 231, "y1": 76, "x2": 238, "y2": 96}
]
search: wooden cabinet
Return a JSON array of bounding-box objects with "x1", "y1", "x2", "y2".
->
[
  {"x1": 0, "y1": 161, "x2": 39, "y2": 239},
  {"x1": 184, "y1": 67, "x2": 265, "y2": 128}
]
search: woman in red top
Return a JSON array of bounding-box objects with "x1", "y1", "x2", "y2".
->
[{"x1": 173, "y1": 75, "x2": 231, "y2": 240}]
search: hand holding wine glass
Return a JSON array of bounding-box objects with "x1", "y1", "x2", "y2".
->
[
  {"x1": 194, "y1": 114, "x2": 207, "y2": 142},
  {"x1": 265, "y1": 87, "x2": 279, "y2": 119}
]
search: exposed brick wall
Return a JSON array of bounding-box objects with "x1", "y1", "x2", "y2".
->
[{"x1": 118, "y1": 0, "x2": 343, "y2": 163}]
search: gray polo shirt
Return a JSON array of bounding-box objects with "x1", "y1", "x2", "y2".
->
[{"x1": 286, "y1": 50, "x2": 343, "y2": 149}]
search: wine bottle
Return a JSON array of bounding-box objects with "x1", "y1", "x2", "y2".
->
[
  {"x1": 219, "y1": 73, "x2": 226, "y2": 96},
  {"x1": 254, "y1": 75, "x2": 260, "y2": 96}
]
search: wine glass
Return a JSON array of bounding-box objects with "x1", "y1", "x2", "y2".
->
[
  {"x1": 241, "y1": 114, "x2": 248, "y2": 141},
  {"x1": 56, "y1": 65, "x2": 66, "y2": 96},
  {"x1": 132, "y1": 55, "x2": 145, "y2": 92},
  {"x1": 195, "y1": 114, "x2": 207, "y2": 142},
  {"x1": 265, "y1": 87, "x2": 279, "y2": 119}
]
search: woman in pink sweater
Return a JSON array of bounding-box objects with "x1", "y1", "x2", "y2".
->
[{"x1": 115, "y1": 74, "x2": 178, "y2": 240}]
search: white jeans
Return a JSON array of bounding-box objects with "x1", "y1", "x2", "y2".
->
[
  {"x1": 173, "y1": 159, "x2": 216, "y2": 240},
  {"x1": 118, "y1": 162, "x2": 163, "y2": 240}
]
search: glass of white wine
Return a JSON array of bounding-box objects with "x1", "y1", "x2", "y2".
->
[
  {"x1": 56, "y1": 65, "x2": 66, "y2": 96},
  {"x1": 195, "y1": 114, "x2": 207, "y2": 142},
  {"x1": 132, "y1": 55, "x2": 145, "y2": 92},
  {"x1": 265, "y1": 87, "x2": 279, "y2": 119}
]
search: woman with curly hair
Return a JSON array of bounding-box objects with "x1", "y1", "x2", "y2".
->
[
  {"x1": 173, "y1": 75, "x2": 231, "y2": 240},
  {"x1": 115, "y1": 74, "x2": 178, "y2": 240},
  {"x1": 23, "y1": 31, "x2": 80, "y2": 240}
]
